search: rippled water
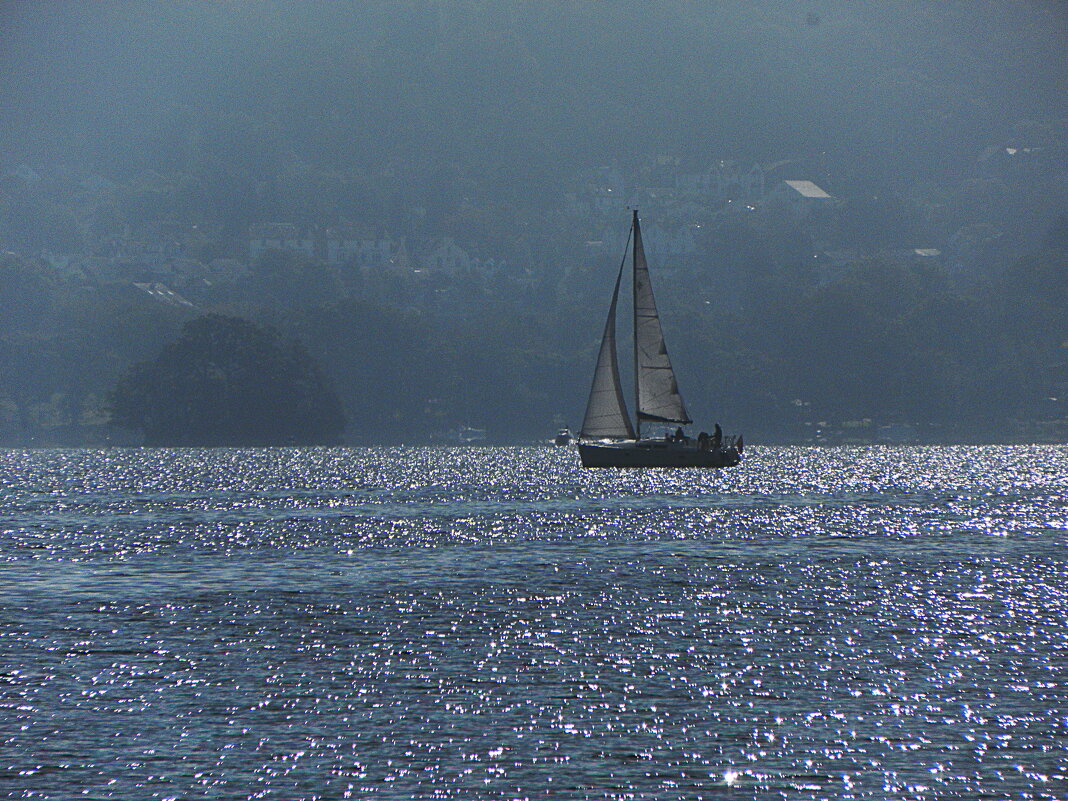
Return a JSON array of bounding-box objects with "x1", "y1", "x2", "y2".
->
[{"x1": 2, "y1": 445, "x2": 1066, "y2": 799}]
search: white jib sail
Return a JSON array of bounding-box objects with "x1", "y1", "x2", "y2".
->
[{"x1": 580, "y1": 256, "x2": 635, "y2": 440}]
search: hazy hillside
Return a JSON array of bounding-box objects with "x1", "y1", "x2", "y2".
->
[{"x1": 1, "y1": 1, "x2": 1066, "y2": 444}]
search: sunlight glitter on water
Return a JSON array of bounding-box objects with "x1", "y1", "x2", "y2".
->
[{"x1": 1, "y1": 445, "x2": 1067, "y2": 799}]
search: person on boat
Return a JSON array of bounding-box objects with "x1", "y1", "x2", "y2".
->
[
  {"x1": 674, "y1": 426, "x2": 685, "y2": 442},
  {"x1": 698, "y1": 431, "x2": 709, "y2": 449},
  {"x1": 711, "y1": 423, "x2": 722, "y2": 449}
]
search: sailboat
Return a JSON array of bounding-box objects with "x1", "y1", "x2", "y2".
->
[{"x1": 578, "y1": 210, "x2": 742, "y2": 468}]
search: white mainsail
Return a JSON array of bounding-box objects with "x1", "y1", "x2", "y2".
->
[
  {"x1": 632, "y1": 214, "x2": 691, "y2": 427},
  {"x1": 580, "y1": 256, "x2": 636, "y2": 440}
]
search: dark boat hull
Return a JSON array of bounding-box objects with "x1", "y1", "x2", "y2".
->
[{"x1": 578, "y1": 440, "x2": 742, "y2": 468}]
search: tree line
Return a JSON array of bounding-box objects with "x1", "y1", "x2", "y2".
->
[{"x1": 2, "y1": 215, "x2": 1065, "y2": 445}]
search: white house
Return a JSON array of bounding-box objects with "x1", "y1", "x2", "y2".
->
[
  {"x1": 765, "y1": 179, "x2": 834, "y2": 221},
  {"x1": 324, "y1": 231, "x2": 405, "y2": 269},
  {"x1": 421, "y1": 238, "x2": 472, "y2": 275},
  {"x1": 248, "y1": 223, "x2": 314, "y2": 261},
  {"x1": 677, "y1": 161, "x2": 765, "y2": 204}
]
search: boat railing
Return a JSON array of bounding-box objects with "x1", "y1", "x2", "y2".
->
[{"x1": 692, "y1": 431, "x2": 740, "y2": 451}]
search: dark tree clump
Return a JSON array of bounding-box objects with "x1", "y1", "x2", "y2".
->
[{"x1": 111, "y1": 314, "x2": 346, "y2": 446}]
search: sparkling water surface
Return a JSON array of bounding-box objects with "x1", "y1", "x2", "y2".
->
[{"x1": 1, "y1": 445, "x2": 1066, "y2": 799}]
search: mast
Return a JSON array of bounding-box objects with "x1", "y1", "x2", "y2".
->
[{"x1": 632, "y1": 209, "x2": 641, "y2": 441}]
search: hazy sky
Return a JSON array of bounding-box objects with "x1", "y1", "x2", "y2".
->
[{"x1": 2, "y1": 1, "x2": 1066, "y2": 186}]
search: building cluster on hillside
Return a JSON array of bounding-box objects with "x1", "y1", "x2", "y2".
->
[
  {"x1": 238, "y1": 160, "x2": 850, "y2": 289},
  {"x1": 6, "y1": 137, "x2": 1065, "y2": 313},
  {"x1": 246, "y1": 223, "x2": 515, "y2": 281},
  {"x1": 567, "y1": 160, "x2": 842, "y2": 277},
  {"x1": 565, "y1": 160, "x2": 806, "y2": 223}
]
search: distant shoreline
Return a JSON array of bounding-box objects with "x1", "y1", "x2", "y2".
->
[{"x1": 2, "y1": 438, "x2": 1066, "y2": 450}]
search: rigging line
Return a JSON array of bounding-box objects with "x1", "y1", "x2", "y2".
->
[{"x1": 615, "y1": 224, "x2": 634, "y2": 284}]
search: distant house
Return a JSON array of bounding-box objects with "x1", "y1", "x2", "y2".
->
[
  {"x1": 132, "y1": 282, "x2": 195, "y2": 308},
  {"x1": 677, "y1": 161, "x2": 765, "y2": 205},
  {"x1": 765, "y1": 179, "x2": 834, "y2": 221},
  {"x1": 421, "y1": 238, "x2": 472, "y2": 275},
  {"x1": 324, "y1": 230, "x2": 360, "y2": 266},
  {"x1": 323, "y1": 230, "x2": 406, "y2": 269},
  {"x1": 248, "y1": 223, "x2": 409, "y2": 273},
  {"x1": 357, "y1": 237, "x2": 405, "y2": 269},
  {"x1": 248, "y1": 223, "x2": 314, "y2": 261},
  {"x1": 782, "y1": 179, "x2": 832, "y2": 200},
  {"x1": 976, "y1": 144, "x2": 1058, "y2": 183}
]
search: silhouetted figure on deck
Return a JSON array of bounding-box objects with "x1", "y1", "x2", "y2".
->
[{"x1": 711, "y1": 423, "x2": 722, "y2": 449}]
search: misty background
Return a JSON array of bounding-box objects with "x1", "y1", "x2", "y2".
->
[{"x1": 1, "y1": 0, "x2": 1066, "y2": 444}]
